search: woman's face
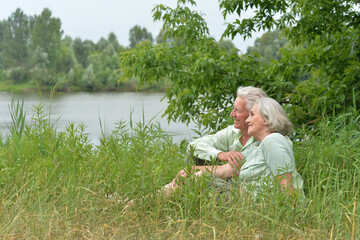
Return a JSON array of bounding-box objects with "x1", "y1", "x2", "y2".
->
[{"x1": 245, "y1": 104, "x2": 269, "y2": 140}]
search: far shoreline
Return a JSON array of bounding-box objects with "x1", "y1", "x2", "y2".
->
[{"x1": 0, "y1": 81, "x2": 168, "y2": 94}]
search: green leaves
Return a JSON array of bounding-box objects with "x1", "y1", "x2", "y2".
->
[
  {"x1": 121, "y1": 0, "x2": 360, "y2": 132},
  {"x1": 153, "y1": 1, "x2": 210, "y2": 45},
  {"x1": 219, "y1": 0, "x2": 360, "y2": 128},
  {"x1": 220, "y1": 0, "x2": 293, "y2": 39},
  {"x1": 121, "y1": 35, "x2": 260, "y2": 132}
]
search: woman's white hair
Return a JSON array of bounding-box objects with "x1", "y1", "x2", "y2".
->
[
  {"x1": 237, "y1": 86, "x2": 268, "y2": 111},
  {"x1": 256, "y1": 97, "x2": 293, "y2": 136}
]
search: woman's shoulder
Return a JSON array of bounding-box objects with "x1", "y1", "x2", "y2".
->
[
  {"x1": 262, "y1": 133, "x2": 292, "y2": 147},
  {"x1": 264, "y1": 132, "x2": 287, "y2": 140}
]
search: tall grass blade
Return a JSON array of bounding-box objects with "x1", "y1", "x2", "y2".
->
[{"x1": 9, "y1": 94, "x2": 26, "y2": 138}]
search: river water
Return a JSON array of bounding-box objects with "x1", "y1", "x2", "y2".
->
[{"x1": 0, "y1": 91, "x2": 197, "y2": 144}]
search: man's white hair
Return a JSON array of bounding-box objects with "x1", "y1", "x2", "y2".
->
[{"x1": 237, "y1": 86, "x2": 268, "y2": 111}]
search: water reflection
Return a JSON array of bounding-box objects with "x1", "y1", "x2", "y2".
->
[{"x1": 0, "y1": 91, "x2": 197, "y2": 144}]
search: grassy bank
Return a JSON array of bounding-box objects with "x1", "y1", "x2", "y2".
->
[{"x1": 0, "y1": 102, "x2": 359, "y2": 239}]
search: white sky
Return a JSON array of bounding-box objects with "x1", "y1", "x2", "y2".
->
[{"x1": 0, "y1": 0, "x2": 264, "y2": 53}]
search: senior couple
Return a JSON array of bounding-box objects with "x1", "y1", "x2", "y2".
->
[{"x1": 128, "y1": 86, "x2": 304, "y2": 205}]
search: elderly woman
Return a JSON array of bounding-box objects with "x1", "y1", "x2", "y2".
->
[
  {"x1": 240, "y1": 97, "x2": 303, "y2": 197},
  {"x1": 126, "y1": 97, "x2": 304, "y2": 206}
]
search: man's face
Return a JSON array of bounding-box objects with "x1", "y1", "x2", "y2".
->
[{"x1": 230, "y1": 97, "x2": 249, "y2": 132}]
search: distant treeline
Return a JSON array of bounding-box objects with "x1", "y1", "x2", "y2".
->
[
  {"x1": 0, "y1": 8, "x2": 281, "y2": 92},
  {"x1": 0, "y1": 8, "x2": 168, "y2": 92}
]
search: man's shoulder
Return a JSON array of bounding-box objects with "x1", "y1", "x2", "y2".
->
[
  {"x1": 190, "y1": 125, "x2": 240, "y2": 144},
  {"x1": 212, "y1": 125, "x2": 241, "y2": 139},
  {"x1": 221, "y1": 125, "x2": 240, "y2": 134}
]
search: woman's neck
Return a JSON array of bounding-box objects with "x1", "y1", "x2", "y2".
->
[{"x1": 256, "y1": 132, "x2": 271, "y2": 142}]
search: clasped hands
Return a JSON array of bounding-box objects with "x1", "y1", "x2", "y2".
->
[{"x1": 217, "y1": 151, "x2": 244, "y2": 168}]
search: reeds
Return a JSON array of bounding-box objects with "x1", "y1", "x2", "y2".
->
[{"x1": 0, "y1": 98, "x2": 359, "y2": 239}]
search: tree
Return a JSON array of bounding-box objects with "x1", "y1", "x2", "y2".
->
[
  {"x1": 73, "y1": 37, "x2": 90, "y2": 67},
  {"x1": 107, "y1": 32, "x2": 125, "y2": 52},
  {"x1": 82, "y1": 64, "x2": 97, "y2": 91},
  {"x1": 0, "y1": 20, "x2": 6, "y2": 46},
  {"x1": 1, "y1": 8, "x2": 30, "y2": 68},
  {"x1": 246, "y1": 30, "x2": 287, "y2": 65},
  {"x1": 218, "y1": 39, "x2": 238, "y2": 55},
  {"x1": 121, "y1": 1, "x2": 261, "y2": 131},
  {"x1": 30, "y1": 8, "x2": 62, "y2": 70},
  {"x1": 83, "y1": 43, "x2": 121, "y2": 91},
  {"x1": 155, "y1": 28, "x2": 176, "y2": 44},
  {"x1": 220, "y1": 0, "x2": 360, "y2": 126},
  {"x1": 155, "y1": 28, "x2": 167, "y2": 44},
  {"x1": 0, "y1": 20, "x2": 7, "y2": 68},
  {"x1": 128, "y1": 25, "x2": 153, "y2": 48},
  {"x1": 121, "y1": 0, "x2": 360, "y2": 131},
  {"x1": 96, "y1": 37, "x2": 108, "y2": 52}
]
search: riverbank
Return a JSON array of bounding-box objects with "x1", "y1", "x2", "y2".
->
[{"x1": 0, "y1": 79, "x2": 167, "y2": 93}]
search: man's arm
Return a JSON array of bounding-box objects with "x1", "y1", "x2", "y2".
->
[
  {"x1": 217, "y1": 151, "x2": 243, "y2": 167},
  {"x1": 188, "y1": 126, "x2": 242, "y2": 165}
]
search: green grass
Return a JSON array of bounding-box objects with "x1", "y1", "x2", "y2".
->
[
  {"x1": 0, "y1": 81, "x2": 34, "y2": 92},
  {"x1": 0, "y1": 101, "x2": 359, "y2": 239}
]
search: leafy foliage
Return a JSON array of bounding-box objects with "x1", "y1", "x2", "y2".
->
[
  {"x1": 121, "y1": 1, "x2": 264, "y2": 132},
  {"x1": 2, "y1": 9, "x2": 30, "y2": 68},
  {"x1": 220, "y1": 0, "x2": 360, "y2": 127},
  {"x1": 121, "y1": 0, "x2": 360, "y2": 131},
  {"x1": 246, "y1": 30, "x2": 287, "y2": 65}
]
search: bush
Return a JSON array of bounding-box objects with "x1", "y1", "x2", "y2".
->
[{"x1": 5, "y1": 66, "x2": 29, "y2": 83}]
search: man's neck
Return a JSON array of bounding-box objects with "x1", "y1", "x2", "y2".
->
[{"x1": 240, "y1": 134, "x2": 251, "y2": 146}]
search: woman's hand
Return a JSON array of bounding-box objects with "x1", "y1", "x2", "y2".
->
[{"x1": 172, "y1": 169, "x2": 191, "y2": 187}]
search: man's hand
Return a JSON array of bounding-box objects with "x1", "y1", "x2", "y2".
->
[{"x1": 217, "y1": 151, "x2": 244, "y2": 167}]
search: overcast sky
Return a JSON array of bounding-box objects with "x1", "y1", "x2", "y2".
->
[{"x1": 0, "y1": 0, "x2": 264, "y2": 53}]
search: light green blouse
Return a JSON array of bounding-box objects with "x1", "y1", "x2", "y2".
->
[
  {"x1": 239, "y1": 133, "x2": 304, "y2": 193},
  {"x1": 188, "y1": 125, "x2": 258, "y2": 161}
]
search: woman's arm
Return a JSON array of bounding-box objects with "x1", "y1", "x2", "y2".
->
[{"x1": 278, "y1": 172, "x2": 294, "y2": 191}]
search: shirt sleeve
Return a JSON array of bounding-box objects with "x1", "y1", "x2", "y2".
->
[
  {"x1": 262, "y1": 134, "x2": 296, "y2": 176},
  {"x1": 187, "y1": 127, "x2": 234, "y2": 161}
]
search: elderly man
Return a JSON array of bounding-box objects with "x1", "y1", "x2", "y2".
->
[{"x1": 187, "y1": 86, "x2": 267, "y2": 167}]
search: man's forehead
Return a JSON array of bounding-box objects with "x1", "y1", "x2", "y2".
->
[{"x1": 234, "y1": 97, "x2": 246, "y2": 106}]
